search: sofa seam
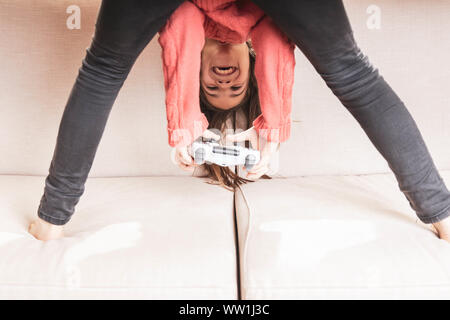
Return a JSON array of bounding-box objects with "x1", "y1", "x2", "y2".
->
[
  {"x1": 235, "y1": 184, "x2": 253, "y2": 298},
  {"x1": 232, "y1": 191, "x2": 242, "y2": 300},
  {"x1": 2, "y1": 170, "x2": 448, "y2": 179}
]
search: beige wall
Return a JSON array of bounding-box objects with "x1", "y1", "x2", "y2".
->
[{"x1": 0, "y1": 0, "x2": 449, "y2": 177}]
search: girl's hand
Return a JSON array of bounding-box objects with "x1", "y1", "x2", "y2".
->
[
  {"x1": 173, "y1": 129, "x2": 221, "y2": 172},
  {"x1": 226, "y1": 126, "x2": 280, "y2": 180}
]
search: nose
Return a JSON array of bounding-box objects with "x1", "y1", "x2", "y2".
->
[{"x1": 217, "y1": 79, "x2": 231, "y2": 88}]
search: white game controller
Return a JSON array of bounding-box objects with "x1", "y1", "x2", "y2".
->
[{"x1": 189, "y1": 137, "x2": 261, "y2": 170}]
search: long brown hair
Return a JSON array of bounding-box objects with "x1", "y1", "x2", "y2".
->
[{"x1": 199, "y1": 41, "x2": 271, "y2": 191}]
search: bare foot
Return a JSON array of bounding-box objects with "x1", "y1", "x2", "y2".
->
[
  {"x1": 432, "y1": 215, "x2": 450, "y2": 242},
  {"x1": 28, "y1": 217, "x2": 64, "y2": 241}
]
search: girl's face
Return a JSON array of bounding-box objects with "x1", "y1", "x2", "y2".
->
[{"x1": 200, "y1": 38, "x2": 250, "y2": 110}]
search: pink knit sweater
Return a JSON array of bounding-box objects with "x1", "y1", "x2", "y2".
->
[{"x1": 158, "y1": 0, "x2": 296, "y2": 147}]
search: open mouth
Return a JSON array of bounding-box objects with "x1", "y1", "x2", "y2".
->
[{"x1": 212, "y1": 66, "x2": 237, "y2": 76}]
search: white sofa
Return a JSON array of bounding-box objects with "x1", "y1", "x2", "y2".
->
[{"x1": 0, "y1": 0, "x2": 449, "y2": 299}]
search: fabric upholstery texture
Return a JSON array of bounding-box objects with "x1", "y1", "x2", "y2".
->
[
  {"x1": 235, "y1": 172, "x2": 450, "y2": 299},
  {"x1": 0, "y1": 175, "x2": 237, "y2": 299}
]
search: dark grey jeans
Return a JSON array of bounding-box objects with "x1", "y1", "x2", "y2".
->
[{"x1": 38, "y1": 0, "x2": 450, "y2": 225}]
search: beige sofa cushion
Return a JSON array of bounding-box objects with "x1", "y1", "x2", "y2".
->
[
  {"x1": 0, "y1": 175, "x2": 237, "y2": 299},
  {"x1": 235, "y1": 171, "x2": 450, "y2": 299}
]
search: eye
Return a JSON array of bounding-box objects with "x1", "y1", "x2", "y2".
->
[
  {"x1": 206, "y1": 86, "x2": 218, "y2": 91},
  {"x1": 231, "y1": 86, "x2": 242, "y2": 91}
]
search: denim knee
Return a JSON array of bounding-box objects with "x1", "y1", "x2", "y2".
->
[
  {"x1": 77, "y1": 38, "x2": 137, "y2": 93},
  {"x1": 317, "y1": 44, "x2": 383, "y2": 107}
]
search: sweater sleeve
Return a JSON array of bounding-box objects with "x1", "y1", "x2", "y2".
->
[
  {"x1": 157, "y1": 1, "x2": 209, "y2": 148},
  {"x1": 249, "y1": 16, "x2": 296, "y2": 143}
]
